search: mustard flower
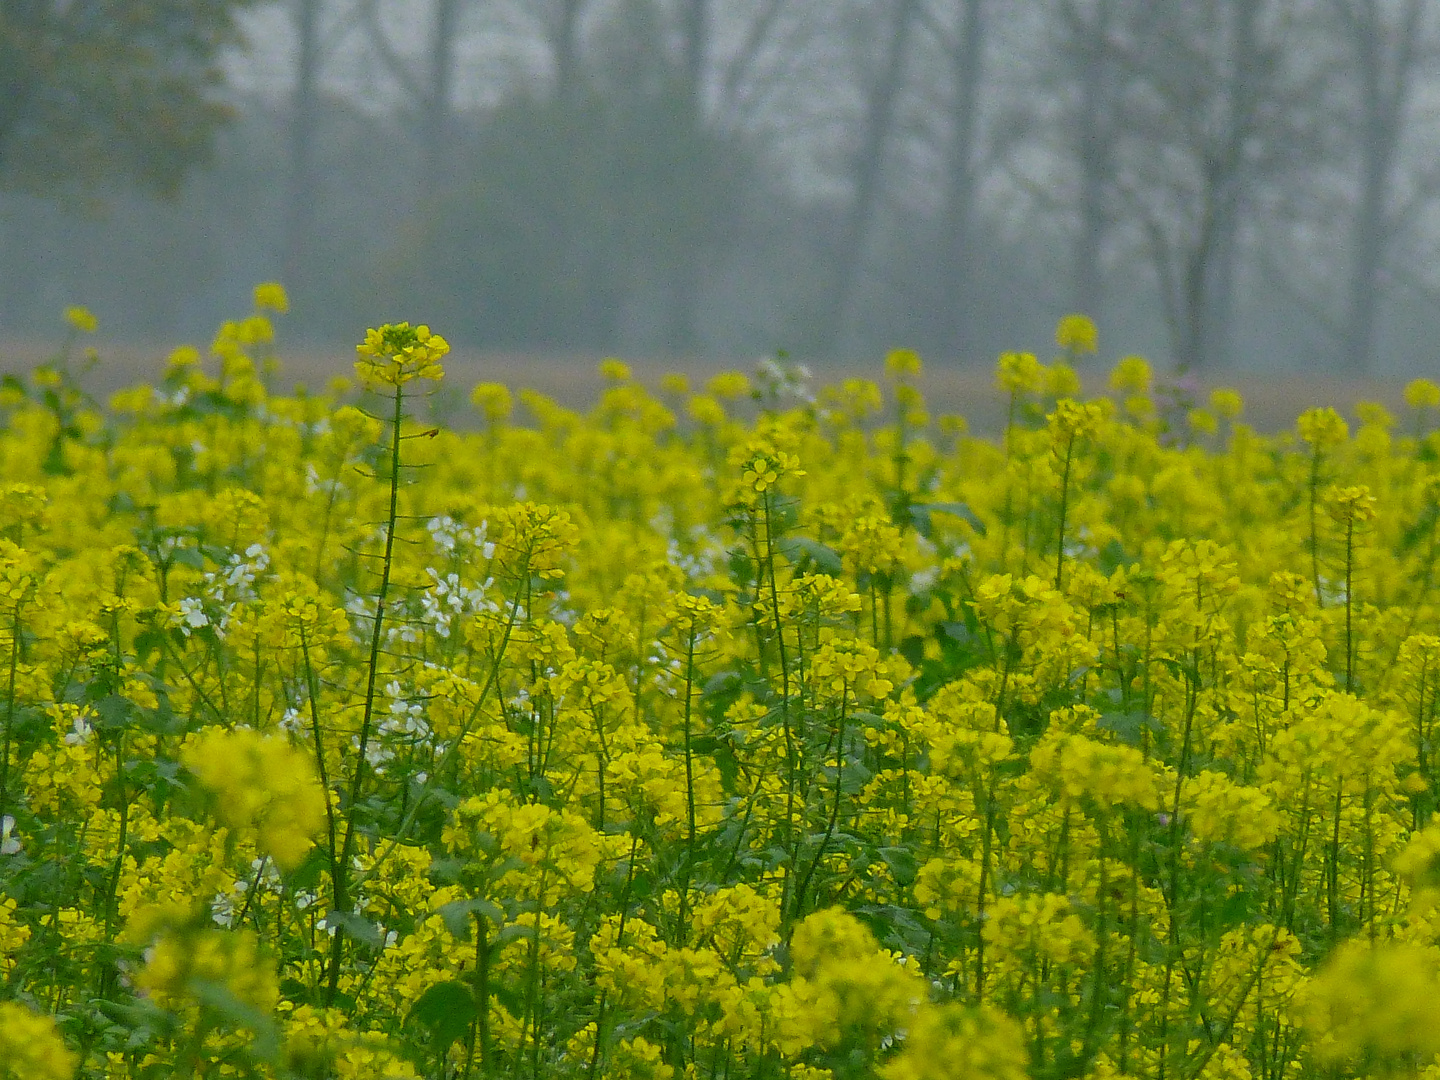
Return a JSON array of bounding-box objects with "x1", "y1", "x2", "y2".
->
[
  {"x1": 180, "y1": 726, "x2": 326, "y2": 869},
  {"x1": 1404, "y1": 377, "x2": 1440, "y2": 410},
  {"x1": 1056, "y1": 312, "x2": 1098, "y2": 354},
  {"x1": 885, "y1": 348, "x2": 923, "y2": 377},
  {"x1": 0, "y1": 1002, "x2": 77, "y2": 1080},
  {"x1": 1108, "y1": 355, "x2": 1152, "y2": 394},
  {"x1": 63, "y1": 305, "x2": 97, "y2": 334},
  {"x1": 253, "y1": 281, "x2": 289, "y2": 314},
  {"x1": 1325, "y1": 483, "x2": 1377, "y2": 525},
  {"x1": 355, "y1": 322, "x2": 449, "y2": 387},
  {"x1": 1303, "y1": 941, "x2": 1440, "y2": 1068},
  {"x1": 995, "y1": 351, "x2": 1045, "y2": 394},
  {"x1": 1210, "y1": 387, "x2": 1244, "y2": 419},
  {"x1": 470, "y1": 381, "x2": 513, "y2": 422},
  {"x1": 879, "y1": 1003, "x2": 1029, "y2": 1080},
  {"x1": 1297, "y1": 406, "x2": 1349, "y2": 448},
  {"x1": 599, "y1": 357, "x2": 632, "y2": 381},
  {"x1": 137, "y1": 925, "x2": 280, "y2": 1018}
]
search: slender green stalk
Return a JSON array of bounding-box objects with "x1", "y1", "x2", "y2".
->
[
  {"x1": 298, "y1": 625, "x2": 340, "y2": 930},
  {"x1": 0, "y1": 605, "x2": 22, "y2": 823},
  {"x1": 759, "y1": 490, "x2": 798, "y2": 926},
  {"x1": 1308, "y1": 449, "x2": 1323, "y2": 606},
  {"x1": 1344, "y1": 514, "x2": 1355, "y2": 692},
  {"x1": 327, "y1": 382, "x2": 405, "y2": 1005},
  {"x1": 677, "y1": 626, "x2": 699, "y2": 944},
  {"x1": 1055, "y1": 431, "x2": 1076, "y2": 590}
]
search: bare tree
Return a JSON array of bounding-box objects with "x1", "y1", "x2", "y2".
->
[
  {"x1": 1063, "y1": 0, "x2": 1117, "y2": 319},
  {"x1": 924, "y1": 0, "x2": 989, "y2": 357},
  {"x1": 283, "y1": 0, "x2": 324, "y2": 289},
  {"x1": 1102, "y1": 0, "x2": 1308, "y2": 370},
  {"x1": 822, "y1": 0, "x2": 922, "y2": 357},
  {"x1": 1330, "y1": 0, "x2": 1434, "y2": 372}
]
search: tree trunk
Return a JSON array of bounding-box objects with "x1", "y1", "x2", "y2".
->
[
  {"x1": 1176, "y1": 0, "x2": 1260, "y2": 371},
  {"x1": 1072, "y1": 0, "x2": 1113, "y2": 320},
  {"x1": 822, "y1": 0, "x2": 919, "y2": 359},
  {"x1": 422, "y1": 0, "x2": 462, "y2": 203},
  {"x1": 665, "y1": 0, "x2": 711, "y2": 355},
  {"x1": 940, "y1": 0, "x2": 986, "y2": 361},
  {"x1": 552, "y1": 0, "x2": 587, "y2": 101},
  {"x1": 1340, "y1": 0, "x2": 1421, "y2": 374},
  {"x1": 283, "y1": 0, "x2": 323, "y2": 294}
]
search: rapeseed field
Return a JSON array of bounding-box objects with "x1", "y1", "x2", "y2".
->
[{"x1": 3, "y1": 287, "x2": 1440, "y2": 1079}]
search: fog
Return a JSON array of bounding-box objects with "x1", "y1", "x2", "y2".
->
[{"x1": 3, "y1": 0, "x2": 1440, "y2": 376}]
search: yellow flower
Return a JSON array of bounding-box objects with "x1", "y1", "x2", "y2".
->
[
  {"x1": 885, "y1": 348, "x2": 923, "y2": 377},
  {"x1": 1048, "y1": 360, "x2": 1082, "y2": 397},
  {"x1": 1324, "y1": 484, "x2": 1377, "y2": 525},
  {"x1": 1108, "y1": 355, "x2": 1152, "y2": 394},
  {"x1": 1048, "y1": 398, "x2": 1106, "y2": 444},
  {"x1": 64, "y1": 305, "x2": 97, "y2": 334},
  {"x1": 136, "y1": 923, "x2": 280, "y2": 1019},
  {"x1": 1297, "y1": 406, "x2": 1349, "y2": 448},
  {"x1": 0, "y1": 1002, "x2": 77, "y2": 1080},
  {"x1": 1189, "y1": 407, "x2": 1218, "y2": 435},
  {"x1": 707, "y1": 371, "x2": 751, "y2": 399},
  {"x1": 1303, "y1": 941, "x2": 1440, "y2": 1067},
  {"x1": 1404, "y1": 377, "x2": 1440, "y2": 410},
  {"x1": 599, "y1": 357, "x2": 632, "y2": 381},
  {"x1": 470, "y1": 381, "x2": 513, "y2": 422},
  {"x1": 1056, "y1": 313, "x2": 1098, "y2": 354},
  {"x1": 355, "y1": 322, "x2": 449, "y2": 387},
  {"x1": 253, "y1": 281, "x2": 290, "y2": 314},
  {"x1": 180, "y1": 727, "x2": 326, "y2": 869},
  {"x1": 879, "y1": 1003, "x2": 1029, "y2": 1080},
  {"x1": 995, "y1": 351, "x2": 1044, "y2": 394},
  {"x1": 1210, "y1": 387, "x2": 1244, "y2": 419}
]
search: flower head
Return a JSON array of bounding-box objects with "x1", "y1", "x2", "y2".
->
[
  {"x1": 1056, "y1": 313, "x2": 1098, "y2": 354},
  {"x1": 64, "y1": 305, "x2": 97, "y2": 334},
  {"x1": 253, "y1": 282, "x2": 290, "y2": 314},
  {"x1": 355, "y1": 322, "x2": 449, "y2": 388}
]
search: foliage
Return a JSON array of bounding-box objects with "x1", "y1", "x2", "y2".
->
[
  {"x1": 4, "y1": 296, "x2": 1440, "y2": 1078},
  {"x1": 0, "y1": 0, "x2": 253, "y2": 196}
]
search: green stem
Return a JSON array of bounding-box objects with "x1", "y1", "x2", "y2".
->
[
  {"x1": 677, "y1": 627, "x2": 698, "y2": 945},
  {"x1": 327, "y1": 382, "x2": 405, "y2": 1006},
  {"x1": 0, "y1": 604, "x2": 21, "y2": 823},
  {"x1": 1055, "y1": 432, "x2": 1075, "y2": 590}
]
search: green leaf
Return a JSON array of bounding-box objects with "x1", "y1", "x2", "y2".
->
[
  {"x1": 492, "y1": 922, "x2": 536, "y2": 949},
  {"x1": 437, "y1": 898, "x2": 505, "y2": 939},
  {"x1": 323, "y1": 910, "x2": 384, "y2": 949},
  {"x1": 878, "y1": 847, "x2": 918, "y2": 886},
  {"x1": 775, "y1": 536, "x2": 843, "y2": 575},
  {"x1": 1156, "y1": 656, "x2": 1201, "y2": 688},
  {"x1": 1097, "y1": 709, "x2": 1160, "y2": 746},
  {"x1": 911, "y1": 501, "x2": 986, "y2": 538},
  {"x1": 406, "y1": 980, "x2": 477, "y2": 1047}
]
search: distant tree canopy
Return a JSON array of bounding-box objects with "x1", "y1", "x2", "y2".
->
[
  {"x1": 387, "y1": 66, "x2": 753, "y2": 352},
  {"x1": 0, "y1": 0, "x2": 253, "y2": 197}
]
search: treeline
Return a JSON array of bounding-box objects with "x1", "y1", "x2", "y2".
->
[{"x1": 2, "y1": 0, "x2": 1439, "y2": 373}]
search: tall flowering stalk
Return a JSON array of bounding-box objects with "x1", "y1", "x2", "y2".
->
[{"x1": 325, "y1": 322, "x2": 447, "y2": 1002}]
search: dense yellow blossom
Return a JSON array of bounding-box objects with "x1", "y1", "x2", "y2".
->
[
  {"x1": 0, "y1": 1003, "x2": 77, "y2": 1080},
  {"x1": 180, "y1": 726, "x2": 326, "y2": 869},
  {"x1": 2, "y1": 300, "x2": 1440, "y2": 1079}
]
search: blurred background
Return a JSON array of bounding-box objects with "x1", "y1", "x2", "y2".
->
[{"x1": 3, "y1": 0, "x2": 1440, "y2": 377}]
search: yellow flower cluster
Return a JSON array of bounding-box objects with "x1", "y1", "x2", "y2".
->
[
  {"x1": 354, "y1": 322, "x2": 449, "y2": 387},
  {"x1": 0, "y1": 1002, "x2": 77, "y2": 1080},
  {"x1": 180, "y1": 726, "x2": 326, "y2": 869},
  {"x1": 3, "y1": 303, "x2": 1440, "y2": 1078}
]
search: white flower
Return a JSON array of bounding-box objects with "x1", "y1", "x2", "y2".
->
[
  {"x1": 1, "y1": 815, "x2": 21, "y2": 855},
  {"x1": 64, "y1": 712, "x2": 93, "y2": 746},
  {"x1": 177, "y1": 596, "x2": 209, "y2": 635}
]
